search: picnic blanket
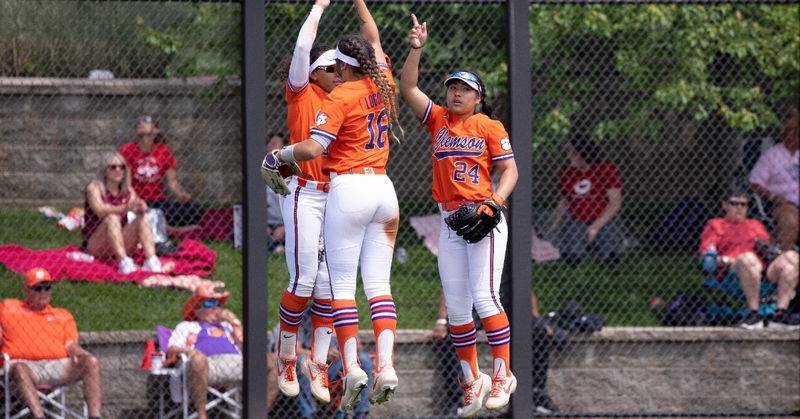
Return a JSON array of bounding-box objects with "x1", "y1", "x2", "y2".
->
[
  {"x1": 409, "y1": 214, "x2": 561, "y2": 262},
  {"x1": 0, "y1": 239, "x2": 217, "y2": 288}
]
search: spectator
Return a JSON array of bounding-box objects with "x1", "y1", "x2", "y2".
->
[
  {"x1": 547, "y1": 135, "x2": 625, "y2": 266},
  {"x1": 120, "y1": 115, "x2": 204, "y2": 233},
  {"x1": 265, "y1": 134, "x2": 287, "y2": 253},
  {"x1": 0, "y1": 267, "x2": 103, "y2": 419},
  {"x1": 167, "y1": 286, "x2": 278, "y2": 419},
  {"x1": 430, "y1": 290, "x2": 560, "y2": 415},
  {"x1": 699, "y1": 188, "x2": 799, "y2": 329},
  {"x1": 749, "y1": 107, "x2": 799, "y2": 250},
  {"x1": 82, "y1": 151, "x2": 162, "y2": 274},
  {"x1": 295, "y1": 309, "x2": 373, "y2": 419}
]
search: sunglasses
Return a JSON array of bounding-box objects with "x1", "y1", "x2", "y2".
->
[
  {"x1": 448, "y1": 70, "x2": 480, "y2": 82},
  {"x1": 200, "y1": 300, "x2": 222, "y2": 308},
  {"x1": 728, "y1": 200, "x2": 749, "y2": 207},
  {"x1": 136, "y1": 115, "x2": 153, "y2": 126},
  {"x1": 29, "y1": 283, "x2": 52, "y2": 292},
  {"x1": 316, "y1": 66, "x2": 336, "y2": 73},
  {"x1": 107, "y1": 164, "x2": 126, "y2": 171}
]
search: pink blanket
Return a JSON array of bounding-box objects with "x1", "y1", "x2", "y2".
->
[{"x1": 0, "y1": 240, "x2": 216, "y2": 284}]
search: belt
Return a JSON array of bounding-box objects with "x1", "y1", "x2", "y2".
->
[
  {"x1": 296, "y1": 178, "x2": 330, "y2": 192},
  {"x1": 332, "y1": 167, "x2": 386, "y2": 176},
  {"x1": 440, "y1": 200, "x2": 481, "y2": 211}
]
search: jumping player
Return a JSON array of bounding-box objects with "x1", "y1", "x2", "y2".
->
[
  {"x1": 273, "y1": 0, "x2": 339, "y2": 404},
  {"x1": 399, "y1": 15, "x2": 519, "y2": 417},
  {"x1": 264, "y1": 0, "x2": 403, "y2": 412}
]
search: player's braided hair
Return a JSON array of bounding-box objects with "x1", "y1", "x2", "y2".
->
[
  {"x1": 276, "y1": 45, "x2": 331, "y2": 82},
  {"x1": 337, "y1": 34, "x2": 403, "y2": 143},
  {"x1": 475, "y1": 77, "x2": 495, "y2": 120}
]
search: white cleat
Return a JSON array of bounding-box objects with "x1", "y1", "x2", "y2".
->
[
  {"x1": 485, "y1": 373, "x2": 517, "y2": 410},
  {"x1": 340, "y1": 366, "x2": 368, "y2": 411},
  {"x1": 300, "y1": 357, "x2": 330, "y2": 403},
  {"x1": 456, "y1": 372, "x2": 491, "y2": 418},
  {"x1": 367, "y1": 365, "x2": 398, "y2": 405},
  {"x1": 276, "y1": 357, "x2": 299, "y2": 397}
]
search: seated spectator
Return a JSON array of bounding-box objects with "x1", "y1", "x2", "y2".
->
[
  {"x1": 82, "y1": 151, "x2": 162, "y2": 274},
  {"x1": 749, "y1": 107, "x2": 799, "y2": 250},
  {"x1": 429, "y1": 290, "x2": 561, "y2": 415},
  {"x1": 0, "y1": 267, "x2": 103, "y2": 419},
  {"x1": 546, "y1": 135, "x2": 626, "y2": 266},
  {"x1": 295, "y1": 307, "x2": 373, "y2": 419},
  {"x1": 265, "y1": 134, "x2": 287, "y2": 253},
  {"x1": 120, "y1": 115, "x2": 204, "y2": 234},
  {"x1": 699, "y1": 188, "x2": 799, "y2": 329},
  {"x1": 167, "y1": 286, "x2": 279, "y2": 419}
]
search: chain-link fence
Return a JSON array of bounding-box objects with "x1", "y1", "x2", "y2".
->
[{"x1": 1, "y1": 0, "x2": 798, "y2": 418}]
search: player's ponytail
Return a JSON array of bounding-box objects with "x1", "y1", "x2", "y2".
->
[
  {"x1": 475, "y1": 77, "x2": 495, "y2": 120},
  {"x1": 337, "y1": 35, "x2": 404, "y2": 143}
]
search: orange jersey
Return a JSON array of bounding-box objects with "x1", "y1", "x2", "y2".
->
[
  {"x1": 310, "y1": 65, "x2": 395, "y2": 174},
  {"x1": 286, "y1": 81, "x2": 330, "y2": 182},
  {"x1": 422, "y1": 101, "x2": 514, "y2": 203},
  {"x1": 0, "y1": 299, "x2": 77, "y2": 361}
]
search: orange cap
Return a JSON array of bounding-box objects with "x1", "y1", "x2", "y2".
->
[
  {"x1": 24, "y1": 267, "x2": 51, "y2": 287},
  {"x1": 182, "y1": 286, "x2": 230, "y2": 321}
]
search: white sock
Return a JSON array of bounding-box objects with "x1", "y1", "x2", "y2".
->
[
  {"x1": 460, "y1": 360, "x2": 475, "y2": 383},
  {"x1": 279, "y1": 332, "x2": 296, "y2": 359},
  {"x1": 493, "y1": 358, "x2": 507, "y2": 379},
  {"x1": 343, "y1": 337, "x2": 359, "y2": 372},
  {"x1": 377, "y1": 329, "x2": 395, "y2": 370},
  {"x1": 312, "y1": 327, "x2": 333, "y2": 364}
]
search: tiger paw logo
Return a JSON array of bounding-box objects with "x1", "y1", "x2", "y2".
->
[
  {"x1": 500, "y1": 137, "x2": 511, "y2": 151},
  {"x1": 315, "y1": 111, "x2": 328, "y2": 126}
]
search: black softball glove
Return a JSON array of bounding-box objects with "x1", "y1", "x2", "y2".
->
[{"x1": 445, "y1": 199, "x2": 503, "y2": 243}]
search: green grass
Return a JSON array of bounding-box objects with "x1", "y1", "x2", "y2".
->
[{"x1": 1, "y1": 208, "x2": 713, "y2": 331}]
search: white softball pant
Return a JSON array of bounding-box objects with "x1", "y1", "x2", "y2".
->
[
  {"x1": 438, "y1": 210, "x2": 508, "y2": 326},
  {"x1": 282, "y1": 176, "x2": 331, "y2": 299},
  {"x1": 324, "y1": 173, "x2": 399, "y2": 300}
]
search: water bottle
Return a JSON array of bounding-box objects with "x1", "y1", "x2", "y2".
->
[
  {"x1": 151, "y1": 352, "x2": 164, "y2": 371},
  {"x1": 701, "y1": 245, "x2": 718, "y2": 272}
]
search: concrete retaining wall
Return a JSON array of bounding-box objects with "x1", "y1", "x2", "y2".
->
[{"x1": 35, "y1": 327, "x2": 800, "y2": 418}]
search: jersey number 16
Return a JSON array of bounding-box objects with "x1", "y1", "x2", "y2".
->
[{"x1": 364, "y1": 109, "x2": 388, "y2": 150}]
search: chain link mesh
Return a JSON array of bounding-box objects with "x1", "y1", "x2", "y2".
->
[{"x1": 0, "y1": 1, "x2": 798, "y2": 418}]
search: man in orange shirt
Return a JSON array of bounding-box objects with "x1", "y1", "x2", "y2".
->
[{"x1": 0, "y1": 267, "x2": 103, "y2": 419}]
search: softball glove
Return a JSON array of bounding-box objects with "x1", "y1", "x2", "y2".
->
[{"x1": 445, "y1": 199, "x2": 503, "y2": 243}]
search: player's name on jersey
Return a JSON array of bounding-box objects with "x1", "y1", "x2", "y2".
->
[
  {"x1": 364, "y1": 92, "x2": 384, "y2": 110},
  {"x1": 433, "y1": 127, "x2": 486, "y2": 159}
]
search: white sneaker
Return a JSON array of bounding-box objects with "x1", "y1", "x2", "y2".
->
[
  {"x1": 276, "y1": 357, "x2": 299, "y2": 397},
  {"x1": 456, "y1": 372, "x2": 491, "y2": 418},
  {"x1": 300, "y1": 357, "x2": 330, "y2": 403},
  {"x1": 367, "y1": 365, "x2": 398, "y2": 405},
  {"x1": 119, "y1": 257, "x2": 137, "y2": 275},
  {"x1": 485, "y1": 373, "x2": 517, "y2": 410},
  {"x1": 142, "y1": 255, "x2": 163, "y2": 273},
  {"x1": 340, "y1": 365, "x2": 368, "y2": 411}
]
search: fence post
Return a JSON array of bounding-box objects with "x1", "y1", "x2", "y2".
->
[
  {"x1": 506, "y1": 0, "x2": 533, "y2": 418},
  {"x1": 241, "y1": 0, "x2": 268, "y2": 417}
]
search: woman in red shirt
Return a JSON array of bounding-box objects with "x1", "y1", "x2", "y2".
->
[
  {"x1": 547, "y1": 135, "x2": 626, "y2": 266},
  {"x1": 119, "y1": 115, "x2": 204, "y2": 231}
]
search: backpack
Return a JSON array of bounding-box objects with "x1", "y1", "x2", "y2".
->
[
  {"x1": 661, "y1": 293, "x2": 707, "y2": 326},
  {"x1": 652, "y1": 197, "x2": 708, "y2": 253}
]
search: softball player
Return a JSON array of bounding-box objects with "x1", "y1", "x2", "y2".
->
[
  {"x1": 273, "y1": 0, "x2": 338, "y2": 403},
  {"x1": 399, "y1": 15, "x2": 519, "y2": 417},
  {"x1": 268, "y1": 0, "x2": 403, "y2": 411}
]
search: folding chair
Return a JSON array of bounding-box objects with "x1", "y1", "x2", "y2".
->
[
  {"x1": 154, "y1": 326, "x2": 242, "y2": 419},
  {"x1": 702, "y1": 271, "x2": 777, "y2": 324},
  {"x1": 2, "y1": 353, "x2": 87, "y2": 419}
]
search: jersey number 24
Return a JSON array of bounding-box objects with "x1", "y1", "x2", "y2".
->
[{"x1": 453, "y1": 161, "x2": 480, "y2": 184}]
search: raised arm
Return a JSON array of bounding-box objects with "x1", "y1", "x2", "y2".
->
[
  {"x1": 288, "y1": 0, "x2": 331, "y2": 89},
  {"x1": 400, "y1": 14, "x2": 431, "y2": 120},
  {"x1": 352, "y1": 0, "x2": 385, "y2": 64}
]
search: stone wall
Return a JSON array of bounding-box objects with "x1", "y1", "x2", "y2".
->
[{"x1": 32, "y1": 327, "x2": 800, "y2": 418}]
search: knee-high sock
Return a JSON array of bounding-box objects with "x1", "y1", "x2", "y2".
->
[
  {"x1": 332, "y1": 299, "x2": 360, "y2": 373},
  {"x1": 449, "y1": 322, "x2": 479, "y2": 383},
  {"x1": 482, "y1": 311, "x2": 511, "y2": 378},
  {"x1": 310, "y1": 298, "x2": 334, "y2": 364},
  {"x1": 278, "y1": 290, "x2": 309, "y2": 359},
  {"x1": 368, "y1": 295, "x2": 397, "y2": 370}
]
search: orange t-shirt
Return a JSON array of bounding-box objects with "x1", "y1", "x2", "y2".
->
[
  {"x1": 286, "y1": 81, "x2": 330, "y2": 182},
  {"x1": 0, "y1": 299, "x2": 77, "y2": 361},
  {"x1": 310, "y1": 65, "x2": 396, "y2": 174},
  {"x1": 422, "y1": 101, "x2": 514, "y2": 203}
]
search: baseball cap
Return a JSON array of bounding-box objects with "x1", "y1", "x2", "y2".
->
[
  {"x1": 24, "y1": 267, "x2": 52, "y2": 287},
  {"x1": 444, "y1": 71, "x2": 482, "y2": 96},
  {"x1": 182, "y1": 286, "x2": 231, "y2": 321}
]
